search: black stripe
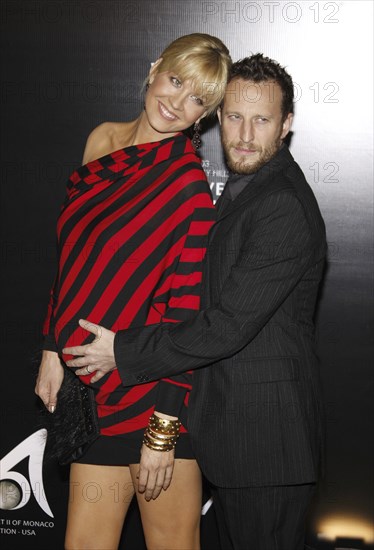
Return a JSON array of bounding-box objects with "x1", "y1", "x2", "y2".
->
[
  {"x1": 163, "y1": 307, "x2": 199, "y2": 322},
  {"x1": 169, "y1": 284, "x2": 201, "y2": 298}
]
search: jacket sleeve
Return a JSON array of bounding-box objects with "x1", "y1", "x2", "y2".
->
[
  {"x1": 115, "y1": 191, "x2": 326, "y2": 385},
  {"x1": 42, "y1": 273, "x2": 59, "y2": 352},
  {"x1": 150, "y1": 189, "x2": 216, "y2": 417}
]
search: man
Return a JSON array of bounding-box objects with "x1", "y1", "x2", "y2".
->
[{"x1": 65, "y1": 54, "x2": 327, "y2": 549}]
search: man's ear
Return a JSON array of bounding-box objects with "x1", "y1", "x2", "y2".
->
[
  {"x1": 148, "y1": 58, "x2": 163, "y2": 85},
  {"x1": 281, "y1": 113, "x2": 293, "y2": 139},
  {"x1": 217, "y1": 107, "x2": 222, "y2": 125}
]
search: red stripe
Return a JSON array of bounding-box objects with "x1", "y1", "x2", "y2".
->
[
  {"x1": 168, "y1": 295, "x2": 200, "y2": 310},
  {"x1": 154, "y1": 140, "x2": 173, "y2": 164},
  {"x1": 115, "y1": 382, "x2": 158, "y2": 410},
  {"x1": 84, "y1": 173, "x2": 103, "y2": 184},
  {"x1": 101, "y1": 407, "x2": 154, "y2": 436},
  {"x1": 180, "y1": 247, "x2": 206, "y2": 262},
  {"x1": 161, "y1": 379, "x2": 192, "y2": 390},
  {"x1": 188, "y1": 220, "x2": 215, "y2": 235}
]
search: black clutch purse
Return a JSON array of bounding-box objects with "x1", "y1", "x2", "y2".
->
[{"x1": 42, "y1": 366, "x2": 100, "y2": 466}]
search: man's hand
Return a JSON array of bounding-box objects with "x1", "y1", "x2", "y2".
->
[
  {"x1": 63, "y1": 319, "x2": 116, "y2": 383},
  {"x1": 137, "y1": 444, "x2": 175, "y2": 501}
]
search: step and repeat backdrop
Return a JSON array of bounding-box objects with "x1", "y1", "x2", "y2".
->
[{"x1": 1, "y1": 1, "x2": 373, "y2": 548}]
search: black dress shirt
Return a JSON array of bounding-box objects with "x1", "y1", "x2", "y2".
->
[{"x1": 216, "y1": 173, "x2": 255, "y2": 216}]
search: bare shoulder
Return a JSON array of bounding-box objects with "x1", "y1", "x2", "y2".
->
[{"x1": 82, "y1": 122, "x2": 123, "y2": 165}]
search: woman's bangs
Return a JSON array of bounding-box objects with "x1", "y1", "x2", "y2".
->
[{"x1": 175, "y1": 59, "x2": 224, "y2": 110}]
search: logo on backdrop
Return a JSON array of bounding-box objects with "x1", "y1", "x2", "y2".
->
[
  {"x1": 0, "y1": 429, "x2": 53, "y2": 517},
  {"x1": 202, "y1": 159, "x2": 228, "y2": 202}
]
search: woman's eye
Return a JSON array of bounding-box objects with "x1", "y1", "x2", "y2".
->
[
  {"x1": 191, "y1": 95, "x2": 204, "y2": 106},
  {"x1": 170, "y1": 76, "x2": 182, "y2": 87}
]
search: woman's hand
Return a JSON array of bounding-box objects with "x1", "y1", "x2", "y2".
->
[
  {"x1": 138, "y1": 444, "x2": 175, "y2": 501},
  {"x1": 137, "y1": 411, "x2": 178, "y2": 500},
  {"x1": 35, "y1": 350, "x2": 64, "y2": 413}
]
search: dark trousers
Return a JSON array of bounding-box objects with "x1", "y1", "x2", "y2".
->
[{"x1": 210, "y1": 483, "x2": 315, "y2": 550}]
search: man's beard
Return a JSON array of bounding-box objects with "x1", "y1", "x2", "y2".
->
[{"x1": 221, "y1": 134, "x2": 282, "y2": 175}]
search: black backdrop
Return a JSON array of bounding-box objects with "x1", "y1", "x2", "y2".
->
[{"x1": 1, "y1": 1, "x2": 373, "y2": 548}]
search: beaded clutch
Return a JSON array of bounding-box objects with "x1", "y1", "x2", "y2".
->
[{"x1": 42, "y1": 366, "x2": 99, "y2": 465}]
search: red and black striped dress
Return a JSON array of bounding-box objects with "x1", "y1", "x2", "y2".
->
[{"x1": 42, "y1": 133, "x2": 216, "y2": 463}]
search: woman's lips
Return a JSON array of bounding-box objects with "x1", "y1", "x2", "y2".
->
[{"x1": 158, "y1": 101, "x2": 178, "y2": 121}]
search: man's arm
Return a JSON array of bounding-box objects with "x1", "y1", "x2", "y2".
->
[{"x1": 115, "y1": 191, "x2": 325, "y2": 386}]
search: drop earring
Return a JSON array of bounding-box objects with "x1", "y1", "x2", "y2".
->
[{"x1": 192, "y1": 122, "x2": 201, "y2": 150}]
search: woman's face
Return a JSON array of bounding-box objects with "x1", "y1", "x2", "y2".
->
[{"x1": 144, "y1": 67, "x2": 207, "y2": 137}]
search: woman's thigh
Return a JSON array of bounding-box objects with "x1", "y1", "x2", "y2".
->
[
  {"x1": 130, "y1": 458, "x2": 202, "y2": 550},
  {"x1": 65, "y1": 463, "x2": 135, "y2": 550}
]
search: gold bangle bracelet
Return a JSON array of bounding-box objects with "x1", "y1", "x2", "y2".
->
[
  {"x1": 147, "y1": 427, "x2": 179, "y2": 440},
  {"x1": 148, "y1": 425, "x2": 180, "y2": 436},
  {"x1": 144, "y1": 433, "x2": 177, "y2": 447},
  {"x1": 144, "y1": 431, "x2": 178, "y2": 445},
  {"x1": 149, "y1": 414, "x2": 181, "y2": 434},
  {"x1": 143, "y1": 438, "x2": 174, "y2": 452}
]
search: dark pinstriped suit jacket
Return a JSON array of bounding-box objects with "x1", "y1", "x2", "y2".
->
[{"x1": 116, "y1": 145, "x2": 327, "y2": 488}]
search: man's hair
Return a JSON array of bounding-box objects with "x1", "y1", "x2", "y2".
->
[{"x1": 229, "y1": 53, "x2": 294, "y2": 119}]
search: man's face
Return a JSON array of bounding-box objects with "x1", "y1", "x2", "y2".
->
[{"x1": 218, "y1": 79, "x2": 293, "y2": 174}]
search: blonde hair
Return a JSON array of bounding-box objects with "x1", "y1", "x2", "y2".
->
[{"x1": 151, "y1": 33, "x2": 231, "y2": 116}]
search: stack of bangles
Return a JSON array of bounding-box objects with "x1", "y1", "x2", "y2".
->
[{"x1": 143, "y1": 414, "x2": 181, "y2": 452}]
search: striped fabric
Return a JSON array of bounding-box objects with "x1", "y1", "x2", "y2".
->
[{"x1": 43, "y1": 133, "x2": 216, "y2": 436}]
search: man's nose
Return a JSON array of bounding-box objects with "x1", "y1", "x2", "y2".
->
[{"x1": 240, "y1": 121, "x2": 254, "y2": 143}]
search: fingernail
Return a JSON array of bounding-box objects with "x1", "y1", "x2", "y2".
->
[{"x1": 50, "y1": 405, "x2": 55, "y2": 413}]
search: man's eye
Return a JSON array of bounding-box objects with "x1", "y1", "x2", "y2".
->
[
  {"x1": 257, "y1": 117, "x2": 268, "y2": 123},
  {"x1": 228, "y1": 114, "x2": 240, "y2": 120}
]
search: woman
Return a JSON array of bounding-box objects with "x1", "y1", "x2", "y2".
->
[{"x1": 35, "y1": 34, "x2": 231, "y2": 550}]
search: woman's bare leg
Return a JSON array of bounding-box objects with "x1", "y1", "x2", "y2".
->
[
  {"x1": 130, "y1": 459, "x2": 202, "y2": 550},
  {"x1": 65, "y1": 463, "x2": 135, "y2": 550}
]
